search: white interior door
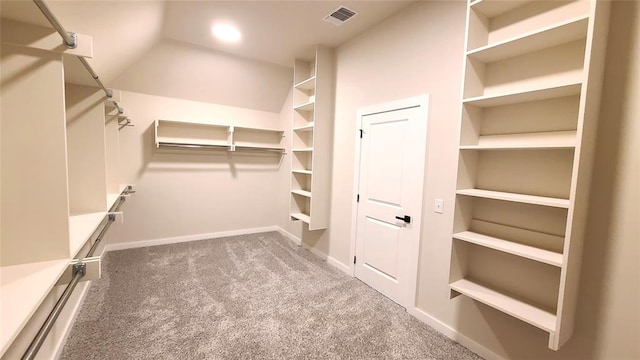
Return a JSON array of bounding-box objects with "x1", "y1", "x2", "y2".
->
[{"x1": 354, "y1": 98, "x2": 428, "y2": 308}]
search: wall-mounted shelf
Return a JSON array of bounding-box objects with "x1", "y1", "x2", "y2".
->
[
  {"x1": 449, "y1": 0, "x2": 610, "y2": 350},
  {"x1": 291, "y1": 189, "x2": 312, "y2": 198},
  {"x1": 450, "y1": 278, "x2": 557, "y2": 332},
  {"x1": 453, "y1": 231, "x2": 563, "y2": 267},
  {"x1": 295, "y1": 76, "x2": 316, "y2": 90},
  {"x1": 463, "y1": 82, "x2": 582, "y2": 108},
  {"x1": 294, "y1": 101, "x2": 315, "y2": 112},
  {"x1": 459, "y1": 131, "x2": 577, "y2": 150},
  {"x1": 293, "y1": 122, "x2": 315, "y2": 132},
  {"x1": 469, "y1": 0, "x2": 535, "y2": 18},
  {"x1": 289, "y1": 46, "x2": 334, "y2": 230},
  {"x1": 456, "y1": 189, "x2": 570, "y2": 208},
  {"x1": 154, "y1": 120, "x2": 285, "y2": 154},
  {"x1": 467, "y1": 16, "x2": 589, "y2": 62},
  {"x1": 292, "y1": 169, "x2": 313, "y2": 175}
]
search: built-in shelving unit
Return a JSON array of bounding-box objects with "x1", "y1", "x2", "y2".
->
[
  {"x1": 1, "y1": 21, "x2": 133, "y2": 357},
  {"x1": 289, "y1": 45, "x2": 334, "y2": 230},
  {"x1": 449, "y1": 0, "x2": 610, "y2": 351},
  {"x1": 154, "y1": 119, "x2": 285, "y2": 153}
]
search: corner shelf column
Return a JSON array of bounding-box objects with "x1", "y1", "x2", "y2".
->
[{"x1": 290, "y1": 45, "x2": 334, "y2": 231}]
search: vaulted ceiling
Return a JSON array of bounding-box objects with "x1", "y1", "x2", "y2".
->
[{"x1": 1, "y1": 0, "x2": 414, "y2": 112}]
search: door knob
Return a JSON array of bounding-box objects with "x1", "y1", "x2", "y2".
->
[{"x1": 395, "y1": 215, "x2": 411, "y2": 223}]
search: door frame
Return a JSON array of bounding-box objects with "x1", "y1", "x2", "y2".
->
[{"x1": 349, "y1": 95, "x2": 430, "y2": 309}]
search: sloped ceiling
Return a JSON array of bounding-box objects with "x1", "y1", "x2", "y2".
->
[{"x1": 1, "y1": 0, "x2": 413, "y2": 112}]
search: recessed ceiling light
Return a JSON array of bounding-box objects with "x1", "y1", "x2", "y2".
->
[{"x1": 212, "y1": 23, "x2": 241, "y2": 43}]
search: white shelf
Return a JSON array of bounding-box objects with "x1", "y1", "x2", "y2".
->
[
  {"x1": 156, "y1": 136, "x2": 229, "y2": 148},
  {"x1": 290, "y1": 212, "x2": 311, "y2": 223},
  {"x1": 456, "y1": 189, "x2": 570, "y2": 208},
  {"x1": 469, "y1": 0, "x2": 533, "y2": 18},
  {"x1": 460, "y1": 131, "x2": 577, "y2": 150},
  {"x1": 464, "y1": 82, "x2": 582, "y2": 108},
  {"x1": 453, "y1": 231, "x2": 563, "y2": 267},
  {"x1": 468, "y1": 16, "x2": 589, "y2": 63},
  {"x1": 293, "y1": 122, "x2": 315, "y2": 132},
  {"x1": 294, "y1": 101, "x2": 315, "y2": 112},
  {"x1": 291, "y1": 189, "x2": 312, "y2": 198},
  {"x1": 451, "y1": 279, "x2": 556, "y2": 332},
  {"x1": 68, "y1": 212, "x2": 107, "y2": 257},
  {"x1": 294, "y1": 76, "x2": 316, "y2": 91},
  {"x1": 290, "y1": 46, "x2": 333, "y2": 231},
  {"x1": 292, "y1": 169, "x2": 313, "y2": 175},
  {"x1": 0, "y1": 259, "x2": 69, "y2": 356},
  {"x1": 232, "y1": 126, "x2": 283, "y2": 134}
]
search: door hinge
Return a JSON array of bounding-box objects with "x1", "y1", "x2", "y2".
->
[
  {"x1": 354, "y1": 256, "x2": 357, "y2": 264},
  {"x1": 359, "y1": 129, "x2": 363, "y2": 138},
  {"x1": 357, "y1": 194, "x2": 360, "y2": 202}
]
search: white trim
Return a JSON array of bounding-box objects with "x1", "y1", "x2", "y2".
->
[
  {"x1": 275, "y1": 227, "x2": 351, "y2": 275},
  {"x1": 408, "y1": 307, "x2": 504, "y2": 360},
  {"x1": 351, "y1": 95, "x2": 430, "y2": 309},
  {"x1": 275, "y1": 226, "x2": 302, "y2": 245},
  {"x1": 104, "y1": 226, "x2": 278, "y2": 252}
]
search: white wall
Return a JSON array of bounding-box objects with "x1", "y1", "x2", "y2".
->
[
  {"x1": 306, "y1": 1, "x2": 639, "y2": 359},
  {"x1": 104, "y1": 91, "x2": 287, "y2": 246},
  {"x1": 110, "y1": 39, "x2": 292, "y2": 114}
]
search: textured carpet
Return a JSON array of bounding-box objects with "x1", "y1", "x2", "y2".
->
[{"x1": 60, "y1": 232, "x2": 482, "y2": 360}]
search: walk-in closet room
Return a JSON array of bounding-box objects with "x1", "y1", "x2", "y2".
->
[{"x1": 1, "y1": 0, "x2": 638, "y2": 359}]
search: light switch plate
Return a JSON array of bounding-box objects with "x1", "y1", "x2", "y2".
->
[{"x1": 435, "y1": 199, "x2": 444, "y2": 214}]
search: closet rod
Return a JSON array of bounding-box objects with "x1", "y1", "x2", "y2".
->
[
  {"x1": 32, "y1": 0, "x2": 76, "y2": 48},
  {"x1": 21, "y1": 186, "x2": 133, "y2": 360},
  {"x1": 32, "y1": 0, "x2": 114, "y2": 98},
  {"x1": 21, "y1": 265, "x2": 85, "y2": 360}
]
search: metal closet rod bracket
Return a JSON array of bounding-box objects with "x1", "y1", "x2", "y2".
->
[{"x1": 32, "y1": 0, "x2": 114, "y2": 99}]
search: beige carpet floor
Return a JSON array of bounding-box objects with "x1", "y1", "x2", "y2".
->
[{"x1": 60, "y1": 231, "x2": 482, "y2": 359}]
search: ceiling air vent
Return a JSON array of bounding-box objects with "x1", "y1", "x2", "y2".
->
[{"x1": 323, "y1": 6, "x2": 358, "y2": 26}]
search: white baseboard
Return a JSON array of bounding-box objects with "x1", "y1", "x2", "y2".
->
[
  {"x1": 408, "y1": 307, "x2": 503, "y2": 360},
  {"x1": 275, "y1": 227, "x2": 302, "y2": 245},
  {"x1": 275, "y1": 227, "x2": 351, "y2": 275},
  {"x1": 104, "y1": 226, "x2": 278, "y2": 252}
]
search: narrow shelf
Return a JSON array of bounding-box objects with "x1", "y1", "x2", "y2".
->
[
  {"x1": 232, "y1": 126, "x2": 284, "y2": 135},
  {"x1": 292, "y1": 169, "x2": 313, "y2": 175},
  {"x1": 450, "y1": 279, "x2": 556, "y2": 332},
  {"x1": 459, "y1": 131, "x2": 577, "y2": 150},
  {"x1": 293, "y1": 122, "x2": 315, "y2": 132},
  {"x1": 291, "y1": 189, "x2": 312, "y2": 198},
  {"x1": 290, "y1": 212, "x2": 311, "y2": 223},
  {"x1": 294, "y1": 76, "x2": 316, "y2": 91},
  {"x1": 0, "y1": 259, "x2": 69, "y2": 355},
  {"x1": 470, "y1": 0, "x2": 534, "y2": 18},
  {"x1": 156, "y1": 136, "x2": 230, "y2": 148},
  {"x1": 456, "y1": 189, "x2": 570, "y2": 208},
  {"x1": 292, "y1": 148, "x2": 313, "y2": 152},
  {"x1": 69, "y1": 212, "x2": 107, "y2": 257},
  {"x1": 468, "y1": 16, "x2": 589, "y2": 63},
  {"x1": 464, "y1": 82, "x2": 582, "y2": 108},
  {"x1": 294, "y1": 101, "x2": 315, "y2": 112},
  {"x1": 453, "y1": 231, "x2": 563, "y2": 267}
]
